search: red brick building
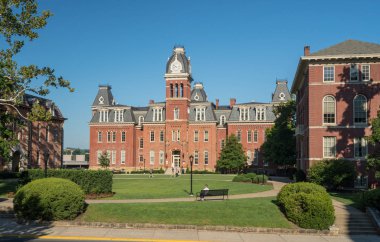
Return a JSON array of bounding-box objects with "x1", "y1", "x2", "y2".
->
[
  {"x1": 89, "y1": 46, "x2": 290, "y2": 172},
  {"x1": 291, "y1": 40, "x2": 380, "y2": 184},
  {"x1": 0, "y1": 94, "x2": 65, "y2": 171}
]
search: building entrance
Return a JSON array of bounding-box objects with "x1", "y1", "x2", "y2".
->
[{"x1": 172, "y1": 150, "x2": 181, "y2": 168}]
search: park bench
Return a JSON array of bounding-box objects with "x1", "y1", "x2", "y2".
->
[{"x1": 196, "y1": 189, "x2": 229, "y2": 201}]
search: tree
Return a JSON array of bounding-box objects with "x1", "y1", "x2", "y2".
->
[
  {"x1": 0, "y1": 0, "x2": 73, "y2": 162},
  {"x1": 367, "y1": 110, "x2": 380, "y2": 177},
  {"x1": 99, "y1": 152, "x2": 110, "y2": 169},
  {"x1": 262, "y1": 100, "x2": 296, "y2": 166},
  {"x1": 217, "y1": 134, "x2": 246, "y2": 173}
]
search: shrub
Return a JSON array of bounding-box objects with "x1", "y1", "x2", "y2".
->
[
  {"x1": 19, "y1": 169, "x2": 112, "y2": 194},
  {"x1": 294, "y1": 169, "x2": 306, "y2": 182},
  {"x1": 232, "y1": 175, "x2": 251, "y2": 182},
  {"x1": 308, "y1": 159, "x2": 356, "y2": 189},
  {"x1": 14, "y1": 178, "x2": 85, "y2": 220},
  {"x1": 130, "y1": 169, "x2": 165, "y2": 174},
  {"x1": 362, "y1": 189, "x2": 380, "y2": 210},
  {"x1": 232, "y1": 173, "x2": 268, "y2": 184},
  {"x1": 277, "y1": 182, "x2": 335, "y2": 230}
]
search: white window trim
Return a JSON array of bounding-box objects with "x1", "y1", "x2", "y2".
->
[
  {"x1": 194, "y1": 130, "x2": 199, "y2": 142},
  {"x1": 121, "y1": 131, "x2": 126, "y2": 142},
  {"x1": 159, "y1": 151, "x2": 164, "y2": 165},
  {"x1": 174, "y1": 108, "x2": 180, "y2": 120},
  {"x1": 204, "y1": 130, "x2": 209, "y2": 142},
  {"x1": 353, "y1": 94, "x2": 368, "y2": 125},
  {"x1": 323, "y1": 137, "x2": 336, "y2": 158},
  {"x1": 239, "y1": 107, "x2": 250, "y2": 121},
  {"x1": 97, "y1": 131, "x2": 102, "y2": 143},
  {"x1": 247, "y1": 130, "x2": 252, "y2": 143},
  {"x1": 120, "y1": 150, "x2": 126, "y2": 164},
  {"x1": 194, "y1": 151, "x2": 199, "y2": 165},
  {"x1": 354, "y1": 137, "x2": 368, "y2": 158},
  {"x1": 322, "y1": 95, "x2": 336, "y2": 125},
  {"x1": 149, "y1": 150, "x2": 155, "y2": 165},
  {"x1": 220, "y1": 115, "x2": 226, "y2": 125},
  {"x1": 253, "y1": 130, "x2": 258, "y2": 143},
  {"x1": 323, "y1": 65, "x2": 335, "y2": 82},
  {"x1": 204, "y1": 150, "x2": 209, "y2": 165},
  {"x1": 160, "y1": 130, "x2": 164, "y2": 142},
  {"x1": 361, "y1": 64, "x2": 370, "y2": 82},
  {"x1": 350, "y1": 63, "x2": 359, "y2": 82},
  {"x1": 150, "y1": 130, "x2": 155, "y2": 142}
]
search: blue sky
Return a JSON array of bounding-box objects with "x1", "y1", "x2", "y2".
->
[{"x1": 16, "y1": 0, "x2": 380, "y2": 149}]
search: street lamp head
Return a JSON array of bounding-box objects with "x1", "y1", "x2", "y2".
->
[{"x1": 189, "y1": 155, "x2": 193, "y2": 165}]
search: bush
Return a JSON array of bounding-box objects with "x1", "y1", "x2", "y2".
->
[
  {"x1": 362, "y1": 189, "x2": 380, "y2": 210},
  {"x1": 19, "y1": 169, "x2": 112, "y2": 194},
  {"x1": 232, "y1": 175, "x2": 251, "y2": 182},
  {"x1": 308, "y1": 159, "x2": 356, "y2": 189},
  {"x1": 232, "y1": 173, "x2": 268, "y2": 184},
  {"x1": 14, "y1": 178, "x2": 85, "y2": 220},
  {"x1": 294, "y1": 169, "x2": 306, "y2": 182},
  {"x1": 277, "y1": 182, "x2": 335, "y2": 230},
  {"x1": 130, "y1": 169, "x2": 165, "y2": 174}
]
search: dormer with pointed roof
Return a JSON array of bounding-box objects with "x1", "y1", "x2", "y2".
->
[
  {"x1": 272, "y1": 80, "x2": 291, "y2": 103},
  {"x1": 165, "y1": 46, "x2": 192, "y2": 78},
  {"x1": 92, "y1": 85, "x2": 115, "y2": 107},
  {"x1": 191, "y1": 82, "x2": 208, "y2": 102}
]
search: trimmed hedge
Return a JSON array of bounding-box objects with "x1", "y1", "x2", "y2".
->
[
  {"x1": 19, "y1": 169, "x2": 112, "y2": 194},
  {"x1": 232, "y1": 173, "x2": 268, "y2": 184},
  {"x1": 130, "y1": 169, "x2": 165, "y2": 174},
  {"x1": 362, "y1": 189, "x2": 380, "y2": 210},
  {"x1": 277, "y1": 182, "x2": 335, "y2": 230},
  {"x1": 14, "y1": 178, "x2": 85, "y2": 220}
]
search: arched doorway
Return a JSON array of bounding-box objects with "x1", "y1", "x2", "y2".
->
[{"x1": 172, "y1": 150, "x2": 181, "y2": 168}]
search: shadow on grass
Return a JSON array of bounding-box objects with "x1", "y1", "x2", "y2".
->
[{"x1": 329, "y1": 191, "x2": 364, "y2": 210}]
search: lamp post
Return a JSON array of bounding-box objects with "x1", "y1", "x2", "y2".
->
[
  {"x1": 44, "y1": 151, "x2": 49, "y2": 178},
  {"x1": 143, "y1": 158, "x2": 146, "y2": 174},
  {"x1": 189, "y1": 155, "x2": 194, "y2": 196}
]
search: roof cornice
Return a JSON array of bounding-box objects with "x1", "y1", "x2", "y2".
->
[{"x1": 302, "y1": 53, "x2": 380, "y2": 60}]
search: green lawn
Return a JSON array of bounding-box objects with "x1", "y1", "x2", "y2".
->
[
  {"x1": 111, "y1": 174, "x2": 272, "y2": 199},
  {"x1": 80, "y1": 197, "x2": 292, "y2": 228},
  {"x1": 329, "y1": 191, "x2": 363, "y2": 209},
  {"x1": 0, "y1": 179, "x2": 18, "y2": 198}
]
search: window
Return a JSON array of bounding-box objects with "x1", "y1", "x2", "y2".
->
[
  {"x1": 354, "y1": 95, "x2": 367, "y2": 124},
  {"x1": 239, "y1": 107, "x2": 249, "y2": 121},
  {"x1": 323, "y1": 66, "x2": 334, "y2": 82},
  {"x1": 350, "y1": 64, "x2": 358, "y2": 81},
  {"x1": 323, "y1": 137, "x2": 336, "y2": 158},
  {"x1": 112, "y1": 131, "x2": 116, "y2": 142},
  {"x1": 111, "y1": 150, "x2": 116, "y2": 164},
  {"x1": 150, "y1": 130, "x2": 155, "y2": 142},
  {"x1": 253, "y1": 149, "x2": 259, "y2": 166},
  {"x1": 323, "y1": 96, "x2": 336, "y2": 124},
  {"x1": 172, "y1": 130, "x2": 180, "y2": 141},
  {"x1": 53, "y1": 128, "x2": 58, "y2": 142},
  {"x1": 195, "y1": 107, "x2": 206, "y2": 121},
  {"x1": 180, "y1": 84, "x2": 184, "y2": 97},
  {"x1": 204, "y1": 130, "x2": 209, "y2": 142},
  {"x1": 263, "y1": 130, "x2": 267, "y2": 141},
  {"x1": 204, "y1": 151, "x2": 209, "y2": 165},
  {"x1": 121, "y1": 131, "x2": 126, "y2": 142},
  {"x1": 256, "y1": 107, "x2": 266, "y2": 121},
  {"x1": 107, "y1": 131, "x2": 111, "y2": 142},
  {"x1": 361, "y1": 65, "x2": 370, "y2": 81},
  {"x1": 220, "y1": 115, "x2": 226, "y2": 125},
  {"x1": 174, "y1": 84, "x2": 178, "y2": 97},
  {"x1": 254, "y1": 130, "x2": 258, "y2": 142},
  {"x1": 170, "y1": 84, "x2": 173, "y2": 97},
  {"x1": 114, "y1": 110, "x2": 124, "y2": 122},
  {"x1": 121, "y1": 150, "x2": 125, "y2": 164},
  {"x1": 194, "y1": 151, "x2": 199, "y2": 165},
  {"x1": 138, "y1": 116, "x2": 144, "y2": 126},
  {"x1": 98, "y1": 131, "x2": 102, "y2": 143},
  {"x1": 139, "y1": 155, "x2": 144, "y2": 163},
  {"x1": 139, "y1": 138, "x2": 143, "y2": 148},
  {"x1": 194, "y1": 130, "x2": 199, "y2": 142},
  {"x1": 159, "y1": 151, "x2": 164, "y2": 164},
  {"x1": 237, "y1": 130, "x2": 241, "y2": 142},
  {"x1": 221, "y1": 139, "x2": 225, "y2": 149},
  {"x1": 247, "y1": 130, "x2": 252, "y2": 143},
  {"x1": 99, "y1": 110, "x2": 109, "y2": 122},
  {"x1": 149, "y1": 150, "x2": 155, "y2": 165},
  {"x1": 354, "y1": 137, "x2": 367, "y2": 158},
  {"x1": 247, "y1": 150, "x2": 252, "y2": 165},
  {"x1": 97, "y1": 150, "x2": 102, "y2": 164},
  {"x1": 174, "y1": 108, "x2": 180, "y2": 120},
  {"x1": 160, "y1": 130, "x2": 164, "y2": 142},
  {"x1": 153, "y1": 108, "x2": 163, "y2": 122}
]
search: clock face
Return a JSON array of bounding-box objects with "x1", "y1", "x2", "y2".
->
[{"x1": 170, "y1": 60, "x2": 182, "y2": 73}]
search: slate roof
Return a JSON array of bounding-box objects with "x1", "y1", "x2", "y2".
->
[
  {"x1": 272, "y1": 80, "x2": 291, "y2": 103},
  {"x1": 23, "y1": 93, "x2": 65, "y2": 120},
  {"x1": 309, "y1": 40, "x2": 380, "y2": 57},
  {"x1": 191, "y1": 83, "x2": 208, "y2": 102},
  {"x1": 189, "y1": 102, "x2": 216, "y2": 122},
  {"x1": 92, "y1": 85, "x2": 114, "y2": 106},
  {"x1": 165, "y1": 46, "x2": 191, "y2": 74}
]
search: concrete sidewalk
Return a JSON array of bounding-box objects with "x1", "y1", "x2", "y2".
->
[{"x1": 0, "y1": 218, "x2": 379, "y2": 242}]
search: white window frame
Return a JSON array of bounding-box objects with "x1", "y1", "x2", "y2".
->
[
  {"x1": 254, "y1": 130, "x2": 258, "y2": 143},
  {"x1": 323, "y1": 137, "x2": 336, "y2": 158},
  {"x1": 194, "y1": 130, "x2": 199, "y2": 142},
  {"x1": 149, "y1": 150, "x2": 155, "y2": 165},
  {"x1": 353, "y1": 95, "x2": 367, "y2": 125},
  {"x1": 247, "y1": 130, "x2": 252, "y2": 143},
  {"x1": 153, "y1": 108, "x2": 163, "y2": 122},
  {"x1": 160, "y1": 130, "x2": 164, "y2": 142},
  {"x1": 99, "y1": 110, "x2": 109, "y2": 123},
  {"x1": 112, "y1": 131, "x2": 116, "y2": 143},
  {"x1": 323, "y1": 95, "x2": 336, "y2": 125},
  {"x1": 195, "y1": 107, "x2": 206, "y2": 121},
  {"x1": 159, "y1": 151, "x2": 164, "y2": 165},
  {"x1": 204, "y1": 151, "x2": 209, "y2": 165},
  {"x1": 204, "y1": 130, "x2": 209, "y2": 142},
  {"x1": 247, "y1": 150, "x2": 252, "y2": 165},
  {"x1": 121, "y1": 150, "x2": 126, "y2": 164},
  {"x1": 361, "y1": 64, "x2": 370, "y2": 82},
  {"x1": 220, "y1": 115, "x2": 226, "y2": 125},
  {"x1": 121, "y1": 131, "x2": 126, "y2": 142},
  {"x1": 237, "y1": 130, "x2": 241, "y2": 142},
  {"x1": 354, "y1": 137, "x2": 368, "y2": 158},
  {"x1": 253, "y1": 149, "x2": 259, "y2": 166},
  {"x1": 256, "y1": 107, "x2": 266, "y2": 121},
  {"x1": 194, "y1": 151, "x2": 199, "y2": 165},
  {"x1": 323, "y1": 65, "x2": 335, "y2": 82},
  {"x1": 350, "y1": 64, "x2": 359, "y2": 82},
  {"x1": 150, "y1": 130, "x2": 155, "y2": 142},
  {"x1": 107, "y1": 131, "x2": 111, "y2": 143},
  {"x1": 97, "y1": 150, "x2": 102, "y2": 164},
  {"x1": 138, "y1": 116, "x2": 144, "y2": 126},
  {"x1": 239, "y1": 107, "x2": 249, "y2": 121},
  {"x1": 139, "y1": 138, "x2": 143, "y2": 149},
  {"x1": 97, "y1": 131, "x2": 102, "y2": 143},
  {"x1": 174, "y1": 108, "x2": 180, "y2": 120},
  {"x1": 114, "y1": 110, "x2": 124, "y2": 122}
]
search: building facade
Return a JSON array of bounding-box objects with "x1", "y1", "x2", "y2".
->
[
  {"x1": 89, "y1": 46, "x2": 291, "y2": 172},
  {"x1": 291, "y1": 40, "x2": 380, "y2": 181},
  {"x1": 0, "y1": 94, "x2": 65, "y2": 171}
]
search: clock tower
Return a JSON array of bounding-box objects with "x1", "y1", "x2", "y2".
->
[{"x1": 164, "y1": 46, "x2": 192, "y2": 169}]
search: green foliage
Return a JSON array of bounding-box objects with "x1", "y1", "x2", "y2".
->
[
  {"x1": 262, "y1": 100, "x2": 296, "y2": 166},
  {"x1": 232, "y1": 173, "x2": 268, "y2": 184},
  {"x1": 362, "y1": 189, "x2": 380, "y2": 210},
  {"x1": 217, "y1": 134, "x2": 246, "y2": 173},
  {"x1": 99, "y1": 151, "x2": 110, "y2": 169},
  {"x1": 367, "y1": 111, "x2": 380, "y2": 176},
  {"x1": 19, "y1": 169, "x2": 112, "y2": 194},
  {"x1": 277, "y1": 182, "x2": 335, "y2": 230},
  {"x1": 13, "y1": 178, "x2": 85, "y2": 220},
  {"x1": 0, "y1": 171, "x2": 19, "y2": 179},
  {"x1": 294, "y1": 169, "x2": 306, "y2": 182},
  {"x1": 130, "y1": 169, "x2": 165, "y2": 174},
  {"x1": 308, "y1": 159, "x2": 356, "y2": 189},
  {"x1": 232, "y1": 175, "x2": 252, "y2": 182}
]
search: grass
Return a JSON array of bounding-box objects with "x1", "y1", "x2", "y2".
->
[
  {"x1": 111, "y1": 174, "x2": 272, "y2": 199},
  {"x1": 0, "y1": 179, "x2": 18, "y2": 198},
  {"x1": 80, "y1": 197, "x2": 293, "y2": 228},
  {"x1": 329, "y1": 191, "x2": 363, "y2": 209}
]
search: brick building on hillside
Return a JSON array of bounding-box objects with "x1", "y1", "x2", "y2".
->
[
  {"x1": 291, "y1": 40, "x2": 380, "y2": 185},
  {"x1": 0, "y1": 94, "x2": 66, "y2": 171},
  {"x1": 89, "y1": 46, "x2": 291, "y2": 172}
]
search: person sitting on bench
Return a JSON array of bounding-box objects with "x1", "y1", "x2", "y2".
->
[{"x1": 200, "y1": 184, "x2": 209, "y2": 201}]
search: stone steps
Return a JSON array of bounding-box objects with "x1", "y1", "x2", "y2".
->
[{"x1": 335, "y1": 212, "x2": 378, "y2": 235}]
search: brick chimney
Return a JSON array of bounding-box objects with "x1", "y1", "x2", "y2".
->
[
  {"x1": 304, "y1": 46, "x2": 310, "y2": 56},
  {"x1": 149, "y1": 99, "x2": 154, "y2": 104},
  {"x1": 230, "y1": 98, "x2": 236, "y2": 108},
  {"x1": 215, "y1": 99, "x2": 219, "y2": 109}
]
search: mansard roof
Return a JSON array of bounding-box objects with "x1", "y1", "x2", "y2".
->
[
  {"x1": 272, "y1": 80, "x2": 291, "y2": 103},
  {"x1": 165, "y1": 46, "x2": 191, "y2": 75},
  {"x1": 228, "y1": 104, "x2": 276, "y2": 122},
  {"x1": 92, "y1": 85, "x2": 115, "y2": 106},
  {"x1": 144, "y1": 105, "x2": 166, "y2": 123},
  {"x1": 189, "y1": 102, "x2": 216, "y2": 122},
  {"x1": 309, "y1": 39, "x2": 380, "y2": 57},
  {"x1": 90, "y1": 108, "x2": 135, "y2": 123},
  {"x1": 190, "y1": 83, "x2": 207, "y2": 102}
]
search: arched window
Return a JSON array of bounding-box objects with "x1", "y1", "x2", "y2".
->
[
  {"x1": 180, "y1": 83, "x2": 184, "y2": 97},
  {"x1": 174, "y1": 84, "x2": 178, "y2": 97},
  {"x1": 323, "y1": 96, "x2": 335, "y2": 124},
  {"x1": 170, "y1": 84, "x2": 173, "y2": 98},
  {"x1": 138, "y1": 116, "x2": 144, "y2": 126},
  {"x1": 220, "y1": 115, "x2": 226, "y2": 125},
  {"x1": 354, "y1": 95, "x2": 367, "y2": 124}
]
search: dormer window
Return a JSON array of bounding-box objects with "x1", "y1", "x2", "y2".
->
[
  {"x1": 138, "y1": 116, "x2": 144, "y2": 126},
  {"x1": 256, "y1": 107, "x2": 266, "y2": 121},
  {"x1": 99, "y1": 110, "x2": 109, "y2": 122},
  {"x1": 350, "y1": 64, "x2": 358, "y2": 82},
  {"x1": 153, "y1": 108, "x2": 163, "y2": 122},
  {"x1": 195, "y1": 107, "x2": 206, "y2": 121},
  {"x1": 98, "y1": 96, "x2": 104, "y2": 105},
  {"x1": 220, "y1": 115, "x2": 226, "y2": 125},
  {"x1": 279, "y1": 92, "x2": 286, "y2": 101},
  {"x1": 239, "y1": 107, "x2": 249, "y2": 121},
  {"x1": 114, "y1": 110, "x2": 124, "y2": 122}
]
